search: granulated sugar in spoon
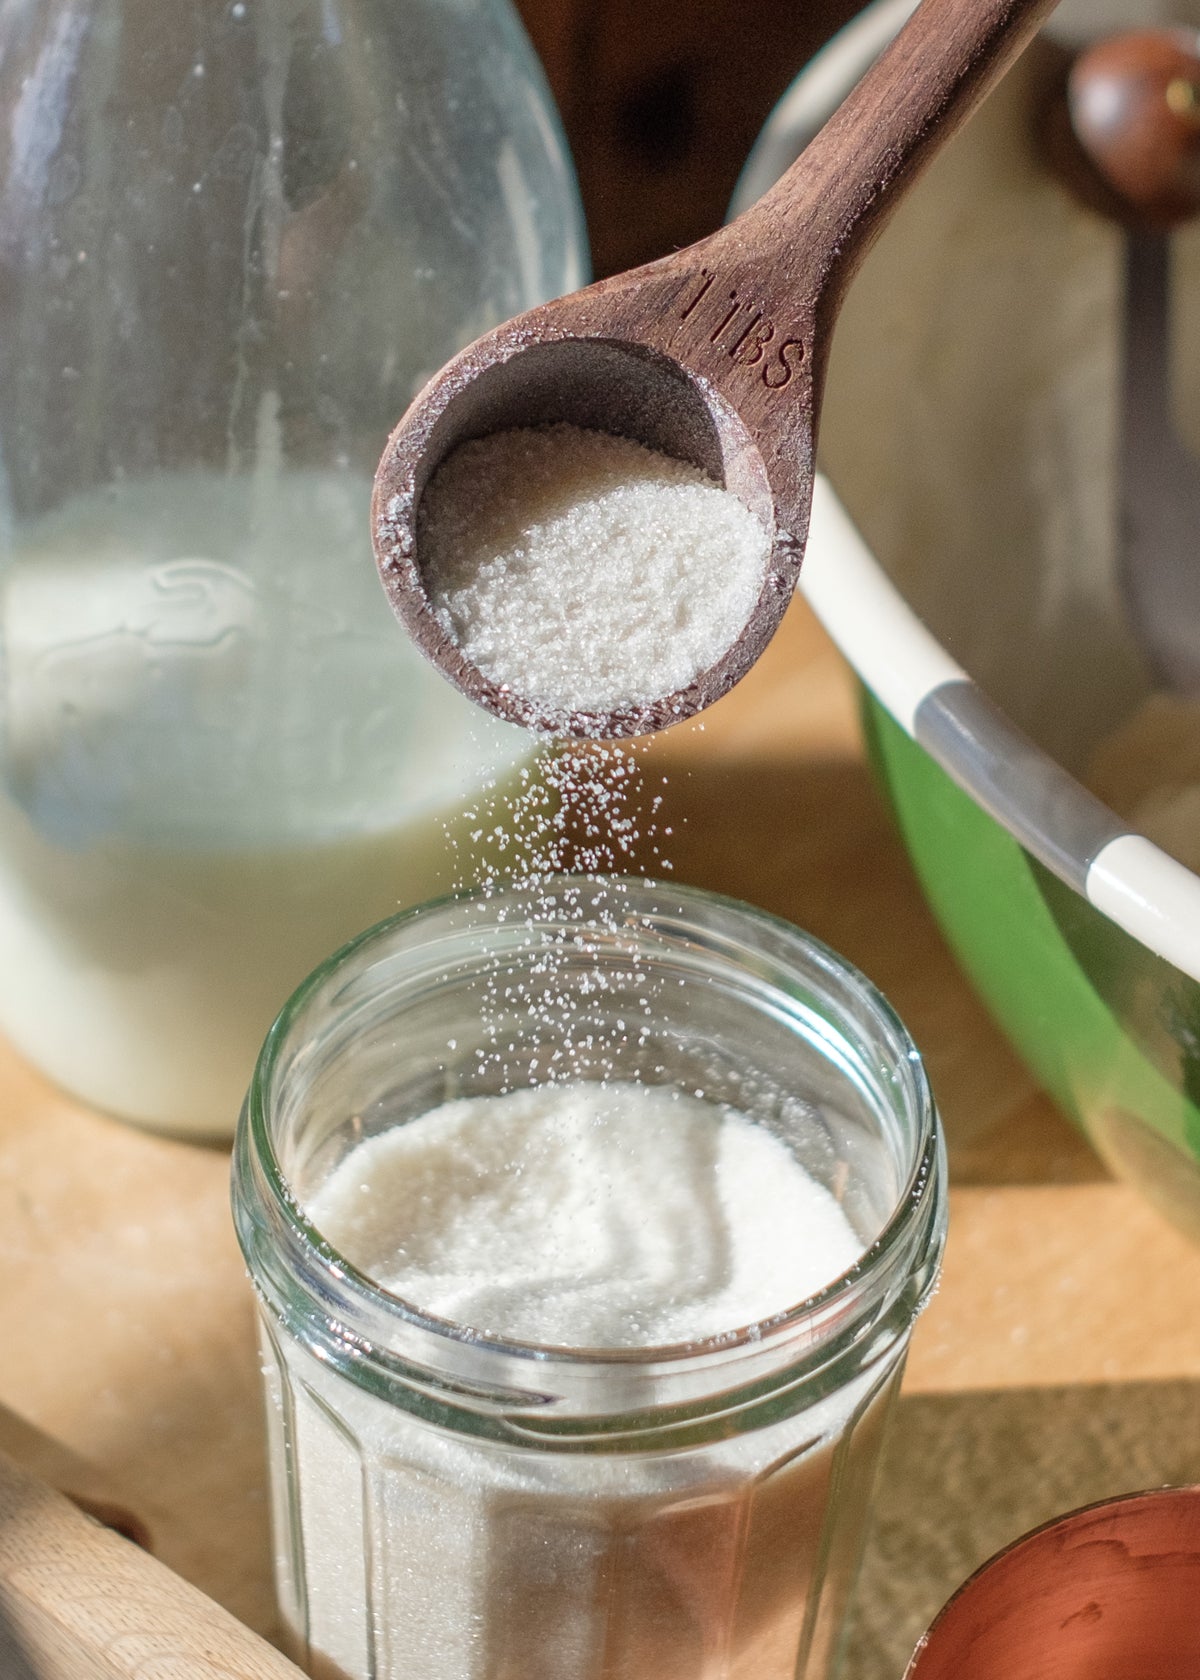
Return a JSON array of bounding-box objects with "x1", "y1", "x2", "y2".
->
[{"x1": 372, "y1": 0, "x2": 1059, "y2": 740}]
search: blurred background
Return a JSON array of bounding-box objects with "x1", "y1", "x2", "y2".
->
[{"x1": 516, "y1": 0, "x2": 867, "y2": 275}]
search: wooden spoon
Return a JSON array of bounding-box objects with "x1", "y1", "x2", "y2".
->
[
  {"x1": 1046, "y1": 28, "x2": 1200, "y2": 694},
  {"x1": 373, "y1": 0, "x2": 1059, "y2": 739}
]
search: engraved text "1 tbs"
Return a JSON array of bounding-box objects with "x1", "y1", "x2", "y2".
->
[{"x1": 680, "y1": 270, "x2": 804, "y2": 390}]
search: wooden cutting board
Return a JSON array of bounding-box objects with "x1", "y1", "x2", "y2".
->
[{"x1": 0, "y1": 591, "x2": 1197, "y2": 1667}]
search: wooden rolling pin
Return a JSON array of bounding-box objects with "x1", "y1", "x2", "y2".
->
[
  {"x1": 0, "y1": 1404, "x2": 153, "y2": 1552},
  {"x1": 0, "y1": 1446, "x2": 303, "y2": 1679}
]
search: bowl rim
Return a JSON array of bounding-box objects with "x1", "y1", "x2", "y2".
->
[{"x1": 730, "y1": 1, "x2": 1200, "y2": 987}]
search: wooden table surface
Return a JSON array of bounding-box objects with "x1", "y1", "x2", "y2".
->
[{"x1": 2, "y1": 591, "x2": 1199, "y2": 1673}]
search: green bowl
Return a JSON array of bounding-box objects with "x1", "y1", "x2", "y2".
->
[
  {"x1": 734, "y1": 0, "x2": 1200, "y2": 1237},
  {"x1": 864, "y1": 691, "x2": 1200, "y2": 1237}
]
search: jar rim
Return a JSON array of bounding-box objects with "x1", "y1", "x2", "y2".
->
[{"x1": 235, "y1": 873, "x2": 945, "y2": 1395}]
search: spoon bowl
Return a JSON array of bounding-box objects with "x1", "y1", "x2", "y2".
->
[
  {"x1": 373, "y1": 0, "x2": 1060, "y2": 739},
  {"x1": 372, "y1": 326, "x2": 781, "y2": 737}
]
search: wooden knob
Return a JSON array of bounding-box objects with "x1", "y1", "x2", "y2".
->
[{"x1": 1066, "y1": 28, "x2": 1200, "y2": 225}]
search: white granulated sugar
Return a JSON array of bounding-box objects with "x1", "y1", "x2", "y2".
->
[
  {"x1": 419, "y1": 424, "x2": 770, "y2": 717},
  {"x1": 309, "y1": 1080, "x2": 863, "y2": 1348}
]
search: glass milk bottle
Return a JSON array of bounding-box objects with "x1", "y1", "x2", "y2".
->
[
  {"x1": 0, "y1": 0, "x2": 586, "y2": 1137},
  {"x1": 234, "y1": 876, "x2": 948, "y2": 1680}
]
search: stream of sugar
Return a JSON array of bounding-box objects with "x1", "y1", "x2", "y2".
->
[{"x1": 269, "y1": 439, "x2": 882, "y2": 1680}]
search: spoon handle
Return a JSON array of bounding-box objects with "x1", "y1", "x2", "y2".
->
[
  {"x1": 649, "y1": 0, "x2": 1059, "y2": 533},
  {"x1": 746, "y1": 0, "x2": 1058, "y2": 302}
]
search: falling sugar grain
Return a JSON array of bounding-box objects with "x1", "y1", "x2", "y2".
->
[{"x1": 445, "y1": 738, "x2": 675, "y2": 1094}]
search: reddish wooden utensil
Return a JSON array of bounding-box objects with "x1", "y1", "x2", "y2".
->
[
  {"x1": 373, "y1": 0, "x2": 1058, "y2": 739},
  {"x1": 906, "y1": 1486, "x2": 1200, "y2": 1678}
]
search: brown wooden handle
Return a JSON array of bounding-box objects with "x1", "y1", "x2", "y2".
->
[
  {"x1": 748, "y1": 0, "x2": 1059, "y2": 297},
  {"x1": 0, "y1": 1448, "x2": 302, "y2": 1680}
]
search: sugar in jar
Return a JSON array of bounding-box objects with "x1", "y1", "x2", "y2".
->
[{"x1": 233, "y1": 875, "x2": 946, "y2": 1680}]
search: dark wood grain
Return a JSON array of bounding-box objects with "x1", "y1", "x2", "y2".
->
[{"x1": 373, "y1": 0, "x2": 1058, "y2": 739}]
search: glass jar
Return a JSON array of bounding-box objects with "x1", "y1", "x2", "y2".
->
[
  {"x1": 0, "y1": 0, "x2": 585, "y2": 1138},
  {"x1": 232, "y1": 875, "x2": 947, "y2": 1680}
]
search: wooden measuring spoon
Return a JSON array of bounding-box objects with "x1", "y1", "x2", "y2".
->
[
  {"x1": 373, "y1": 0, "x2": 1059, "y2": 739},
  {"x1": 1046, "y1": 28, "x2": 1200, "y2": 693}
]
